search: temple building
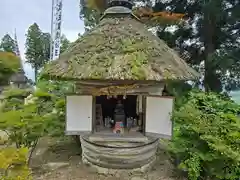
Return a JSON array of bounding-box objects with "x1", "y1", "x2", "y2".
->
[{"x1": 42, "y1": 0, "x2": 199, "y2": 173}]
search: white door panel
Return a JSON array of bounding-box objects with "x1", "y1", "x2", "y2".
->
[
  {"x1": 66, "y1": 95, "x2": 92, "y2": 135},
  {"x1": 146, "y1": 96, "x2": 173, "y2": 139}
]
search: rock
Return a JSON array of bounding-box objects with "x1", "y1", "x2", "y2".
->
[
  {"x1": 43, "y1": 162, "x2": 69, "y2": 171},
  {"x1": 82, "y1": 157, "x2": 90, "y2": 166},
  {"x1": 131, "y1": 176, "x2": 146, "y2": 180},
  {"x1": 35, "y1": 148, "x2": 48, "y2": 156},
  {"x1": 0, "y1": 130, "x2": 8, "y2": 145},
  {"x1": 96, "y1": 166, "x2": 109, "y2": 175},
  {"x1": 108, "y1": 169, "x2": 118, "y2": 175}
]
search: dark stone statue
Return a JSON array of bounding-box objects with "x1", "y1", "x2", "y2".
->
[{"x1": 114, "y1": 100, "x2": 125, "y2": 122}]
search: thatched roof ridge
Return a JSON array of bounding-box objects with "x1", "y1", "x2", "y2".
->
[{"x1": 42, "y1": 16, "x2": 199, "y2": 82}]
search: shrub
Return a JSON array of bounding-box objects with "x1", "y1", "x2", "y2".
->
[
  {"x1": 0, "y1": 147, "x2": 32, "y2": 180},
  {"x1": 0, "y1": 88, "x2": 54, "y2": 164},
  {"x1": 46, "y1": 98, "x2": 66, "y2": 137},
  {"x1": 0, "y1": 52, "x2": 21, "y2": 85},
  {"x1": 1, "y1": 87, "x2": 32, "y2": 112},
  {"x1": 169, "y1": 90, "x2": 240, "y2": 180}
]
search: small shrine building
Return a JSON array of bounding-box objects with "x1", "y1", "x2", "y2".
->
[{"x1": 42, "y1": 0, "x2": 199, "y2": 172}]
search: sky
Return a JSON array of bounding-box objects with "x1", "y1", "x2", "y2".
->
[
  {"x1": 0, "y1": 0, "x2": 85, "y2": 80},
  {"x1": 230, "y1": 91, "x2": 240, "y2": 104}
]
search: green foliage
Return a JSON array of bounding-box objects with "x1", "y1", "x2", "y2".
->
[
  {"x1": 47, "y1": 99, "x2": 66, "y2": 137},
  {"x1": 0, "y1": 88, "x2": 53, "y2": 150},
  {"x1": 0, "y1": 147, "x2": 32, "y2": 180},
  {"x1": 0, "y1": 87, "x2": 31, "y2": 112},
  {"x1": 37, "y1": 79, "x2": 74, "y2": 96},
  {"x1": 0, "y1": 34, "x2": 15, "y2": 53},
  {"x1": 36, "y1": 79, "x2": 74, "y2": 137},
  {"x1": 0, "y1": 80, "x2": 71, "y2": 149},
  {"x1": 41, "y1": 32, "x2": 51, "y2": 64},
  {"x1": 2, "y1": 87, "x2": 31, "y2": 99},
  {"x1": 0, "y1": 52, "x2": 21, "y2": 85},
  {"x1": 169, "y1": 90, "x2": 240, "y2": 180},
  {"x1": 79, "y1": 0, "x2": 101, "y2": 31},
  {"x1": 0, "y1": 103, "x2": 46, "y2": 149}
]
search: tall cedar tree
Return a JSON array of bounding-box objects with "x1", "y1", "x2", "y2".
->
[
  {"x1": 41, "y1": 32, "x2": 51, "y2": 64},
  {"x1": 154, "y1": 0, "x2": 240, "y2": 92},
  {"x1": 25, "y1": 23, "x2": 50, "y2": 83}
]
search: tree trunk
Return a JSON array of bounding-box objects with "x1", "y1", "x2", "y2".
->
[
  {"x1": 202, "y1": 0, "x2": 226, "y2": 93},
  {"x1": 203, "y1": 4, "x2": 221, "y2": 92},
  {"x1": 34, "y1": 67, "x2": 38, "y2": 84},
  {"x1": 27, "y1": 139, "x2": 38, "y2": 166}
]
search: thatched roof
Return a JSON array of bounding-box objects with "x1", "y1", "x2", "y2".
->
[{"x1": 42, "y1": 14, "x2": 199, "y2": 82}]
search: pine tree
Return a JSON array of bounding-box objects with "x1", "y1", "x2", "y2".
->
[{"x1": 0, "y1": 34, "x2": 15, "y2": 53}]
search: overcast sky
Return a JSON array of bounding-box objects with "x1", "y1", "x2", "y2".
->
[{"x1": 0, "y1": 0, "x2": 85, "y2": 80}]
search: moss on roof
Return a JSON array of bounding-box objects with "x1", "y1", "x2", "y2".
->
[{"x1": 42, "y1": 16, "x2": 199, "y2": 82}]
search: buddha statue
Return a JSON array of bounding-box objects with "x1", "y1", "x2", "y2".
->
[{"x1": 114, "y1": 100, "x2": 125, "y2": 122}]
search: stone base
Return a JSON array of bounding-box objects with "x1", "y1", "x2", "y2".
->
[
  {"x1": 80, "y1": 135, "x2": 159, "y2": 174},
  {"x1": 82, "y1": 155, "x2": 156, "y2": 175}
]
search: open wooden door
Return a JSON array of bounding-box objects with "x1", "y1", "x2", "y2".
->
[
  {"x1": 145, "y1": 96, "x2": 173, "y2": 139},
  {"x1": 66, "y1": 95, "x2": 93, "y2": 135}
]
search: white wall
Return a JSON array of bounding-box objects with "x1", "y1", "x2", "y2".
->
[
  {"x1": 66, "y1": 95, "x2": 92, "y2": 135},
  {"x1": 146, "y1": 96, "x2": 173, "y2": 139}
]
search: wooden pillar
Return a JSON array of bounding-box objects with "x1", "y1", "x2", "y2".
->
[
  {"x1": 92, "y1": 96, "x2": 96, "y2": 133},
  {"x1": 142, "y1": 96, "x2": 147, "y2": 136}
]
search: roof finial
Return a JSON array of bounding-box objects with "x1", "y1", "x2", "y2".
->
[
  {"x1": 101, "y1": 0, "x2": 137, "y2": 20},
  {"x1": 108, "y1": 0, "x2": 133, "y2": 9},
  {"x1": 13, "y1": 28, "x2": 21, "y2": 58},
  {"x1": 13, "y1": 29, "x2": 24, "y2": 73}
]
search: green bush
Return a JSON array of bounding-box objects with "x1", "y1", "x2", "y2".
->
[
  {"x1": 46, "y1": 98, "x2": 66, "y2": 137},
  {"x1": 0, "y1": 52, "x2": 21, "y2": 86},
  {"x1": 0, "y1": 88, "x2": 55, "y2": 164},
  {"x1": 0, "y1": 147, "x2": 32, "y2": 180},
  {"x1": 169, "y1": 90, "x2": 240, "y2": 180}
]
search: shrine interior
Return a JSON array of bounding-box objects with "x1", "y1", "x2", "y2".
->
[{"x1": 95, "y1": 95, "x2": 143, "y2": 134}]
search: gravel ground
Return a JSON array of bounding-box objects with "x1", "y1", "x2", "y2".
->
[{"x1": 30, "y1": 137, "x2": 185, "y2": 180}]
